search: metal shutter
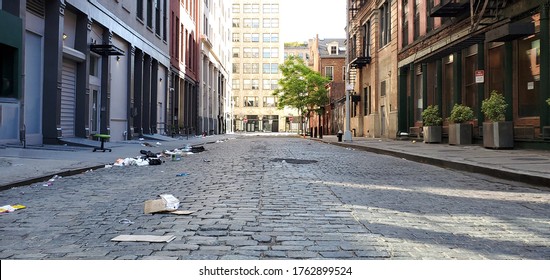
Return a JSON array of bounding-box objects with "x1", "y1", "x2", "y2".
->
[{"x1": 60, "y1": 59, "x2": 76, "y2": 137}]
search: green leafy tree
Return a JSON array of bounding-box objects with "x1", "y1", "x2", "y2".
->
[{"x1": 273, "y1": 56, "x2": 330, "y2": 135}]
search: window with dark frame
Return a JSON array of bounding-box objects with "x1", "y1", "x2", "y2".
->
[
  {"x1": 147, "y1": 0, "x2": 153, "y2": 28},
  {"x1": 402, "y1": 0, "x2": 408, "y2": 48},
  {"x1": 379, "y1": 1, "x2": 391, "y2": 47},
  {"x1": 137, "y1": 0, "x2": 143, "y2": 20}
]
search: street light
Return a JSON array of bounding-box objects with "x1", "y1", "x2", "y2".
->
[{"x1": 344, "y1": 83, "x2": 353, "y2": 141}]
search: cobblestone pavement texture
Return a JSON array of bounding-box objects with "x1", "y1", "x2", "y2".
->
[{"x1": 0, "y1": 137, "x2": 549, "y2": 260}]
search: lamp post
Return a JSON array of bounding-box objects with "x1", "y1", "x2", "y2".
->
[{"x1": 344, "y1": 83, "x2": 353, "y2": 141}]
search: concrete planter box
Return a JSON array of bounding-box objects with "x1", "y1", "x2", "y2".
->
[
  {"x1": 483, "y1": 121, "x2": 514, "y2": 149},
  {"x1": 423, "y1": 126, "x2": 442, "y2": 143},
  {"x1": 448, "y1": 123, "x2": 472, "y2": 145}
]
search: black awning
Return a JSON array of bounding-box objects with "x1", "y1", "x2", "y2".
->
[
  {"x1": 485, "y1": 22, "x2": 535, "y2": 42},
  {"x1": 90, "y1": 44, "x2": 125, "y2": 56},
  {"x1": 430, "y1": 0, "x2": 469, "y2": 17}
]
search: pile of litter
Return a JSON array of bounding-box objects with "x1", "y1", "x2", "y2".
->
[{"x1": 110, "y1": 144, "x2": 205, "y2": 167}]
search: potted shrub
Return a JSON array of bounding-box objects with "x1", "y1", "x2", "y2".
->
[
  {"x1": 448, "y1": 103, "x2": 474, "y2": 145},
  {"x1": 422, "y1": 105, "x2": 442, "y2": 143},
  {"x1": 481, "y1": 90, "x2": 513, "y2": 149}
]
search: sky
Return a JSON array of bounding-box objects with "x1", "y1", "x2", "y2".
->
[{"x1": 279, "y1": 0, "x2": 347, "y2": 42}]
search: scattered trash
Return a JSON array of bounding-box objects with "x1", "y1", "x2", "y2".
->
[
  {"x1": 0, "y1": 204, "x2": 26, "y2": 213},
  {"x1": 412, "y1": 140, "x2": 417, "y2": 143},
  {"x1": 119, "y1": 218, "x2": 134, "y2": 225},
  {"x1": 42, "y1": 182, "x2": 52, "y2": 187},
  {"x1": 203, "y1": 159, "x2": 211, "y2": 162},
  {"x1": 105, "y1": 164, "x2": 113, "y2": 168},
  {"x1": 171, "y1": 210, "x2": 195, "y2": 215},
  {"x1": 144, "y1": 194, "x2": 180, "y2": 214},
  {"x1": 141, "y1": 142, "x2": 154, "y2": 147},
  {"x1": 156, "y1": 142, "x2": 162, "y2": 146},
  {"x1": 176, "y1": 173, "x2": 189, "y2": 177},
  {"x1": 111, "y1": 234, "x2": 176, "y2": 243},
  {"x1": 138, "y1": 138, "x2": 145, "y2": 141}
]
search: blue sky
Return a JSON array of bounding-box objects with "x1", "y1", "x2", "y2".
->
[{"x1": 280, "y1": 0, "x2": 347, "y2": 42}]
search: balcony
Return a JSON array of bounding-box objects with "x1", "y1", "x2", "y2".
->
[
  {"x1": 430, "y1": 0, "x2": 469, "y2": 17},
  {"x1": 349, "y1": 56, "x2": 371, "y2": 68}
]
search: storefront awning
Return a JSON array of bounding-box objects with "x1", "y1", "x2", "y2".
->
[
  {"x1": 90, "y1": 44, "x2": 125, "y2": 56},
  {"x1": 485, "y1": 22, "x2": 535, "y2": 42},
  {"x1": 430, "y1": 0, "x2": 469, "y2": 17}
]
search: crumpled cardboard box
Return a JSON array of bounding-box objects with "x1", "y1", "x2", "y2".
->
[{"x1": 144, "y1": 194, "x2": 180, "y2": 214}]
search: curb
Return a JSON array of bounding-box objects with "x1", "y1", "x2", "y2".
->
[
  {"x1": 315, "y1": 139, "x2": 550, "y2": 188},
  {"x1": 0, "y1": 164, "x2": 106, "y2": 192}
]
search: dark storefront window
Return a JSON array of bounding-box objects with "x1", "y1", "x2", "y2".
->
[
  {"x1": 415, "y1": 65, "x2": 423, "y2": 122},
  {"x1": 487, "y1": 43, "x2": 504, "y2": 98},
  {"x1": 518, "y1": 36, "x2": 540, "y2": 117},
  {"x1": 442, "y1": 55, "x2": 454, "y2": 119},
  {"x1": 463, "y1": 45, "x2": 478, "y2": 116},
  {"x1": 0, "y1": 44, "x2": 17, "y2": 99}
]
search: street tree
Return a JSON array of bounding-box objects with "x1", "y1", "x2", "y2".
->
[{"x1": 273, "y1": 56, "x2": 330, "y2": 136}]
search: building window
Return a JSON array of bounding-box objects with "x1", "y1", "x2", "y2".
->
[
  {"x1": 263, "y1": 4, "x2": 278, "y2": 14},
  {"x1": 244, "y1": 96, "x2": 259, "y2": 107},
  {"x1": 233, "y1": 96, "x2": 240, "y2": 107},
  {"x1": 232, "y1": 33, "x2": 240, "y2": 42},
  {"x1": 443, "y1": 55, "x2": 454, "y2": 119},
  {"x1": 402, "y1": 0, "x2": 409, "y2": 48},
  {"x1": 379, "y1": 1, "x2": 391, "y2": 47},
  {"x1": 232, "y1": 63, "x2": 240, "y2": 74},
  {"x1": 137, "y1": 0, "x2": 143, "y2": 20},
  {"x1": 427, "y1": 0, "x2": 434, "y2": 32},
  {"x1": 325, "y1": 66, "x2": 334, "y2": 80},
  {"x1": 0, "y1": 44, "x2": 17, "y2": 98},
  {"x1": 243, "y1": 4, "x2": 259, "y2": 13},
  {"x1": 244, "y1": 47, "x2": 259, "y2": 58},
  {"x1": 251, "y1": 33, "x2": 259, "y2": 42},
  {"x1": 155, "y1": 0, "x2": 161, "y2": 35},
  {"x1": 413, "y1": 0, "x2": 420, "y2": 39},
  {"x1": 362, "y1": 21, "x2": 371, "y2": 57},
  {"x1": 263, "y1": 47, "x2": 279, "y2": 58},
  {"x1": 163, "y1": 0, "x2": 167, "y2": 40},
  {"x1": 263, "y1": 18, "x2": 279, "y2": 28},
  {"x1": 263, "y1": 63, "x2": 278, "y2": 74},
  {"x1": 487, "y1": 43, "x2": 504, "y2": 98},
  {"x1": 232, "y1": 18, "x2": 240, "y2": 27},
  {"x1": 364, "y1": 86, "x2": 371, "y2": 116},
  {"x1": 415, "y1": 65, "x2": 423, "y2": 122},
  {"x1": 232, "y1": 3, "x2": 240, "y2": 13},
  {"x1": 233, "y1": 79, "x2": 240, "y2": 90},
  {"x1": 147, "y1": 0, "x2": 153, "y2": 28},
  {"x1": 243, "y1": 18, "x2": 259, "y2": 28},
  {"x1": 263, "y1": 96, "x2": 277, "y2": 107},
  {"x1": 463, "y1": 45, "x2": 478, "y2": 115},
  {"x1": 233, "y1": 47, "x2": 239, "y2": 58},
  {"x1": 518, "y1": 36, "x2": 540, "y2": 117},
  {"x1": 381, "y1": 79, "x2": 387, "y2": 97},
  {"x1": 243, "y1": 63, "x2": 259, "y2": 74}
]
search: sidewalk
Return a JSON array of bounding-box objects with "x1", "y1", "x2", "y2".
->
[
  {"x1": 312, "y1": 136, "x2": 550, "y2": 188},
  {"x1": 1, "y1": 133, "x2": 549, "y2": 191},
  {"x1": 0, "y1": 134, "x2": 234, "y2": 191}
]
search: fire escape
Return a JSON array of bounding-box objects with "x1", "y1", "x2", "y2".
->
[{"x1": 347, "y1": 0, "x2": 370, "y2": 91}]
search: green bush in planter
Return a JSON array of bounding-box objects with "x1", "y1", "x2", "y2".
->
[
  {"x1": 546, "y1": 97, "x2": 550, "y2": 106},
  {"x1": 481, "y1": 90, "x2": 507, "y2": 122},
  {"x1": 422, "y1": 105, "x2": 442, "y2": 126},
  {"x1": 449, "y1": 104, "x2": 474, "y2": 123}
]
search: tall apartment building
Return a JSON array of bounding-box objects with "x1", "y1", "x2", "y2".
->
[
  {"x1": 169, "y1": 0, "x2": 200, "y2": 136},
  {"x1": 347, "y1": 0, "x2": 398, "y2": 139},
  {"x1": 231, "y1": 0, "x2": 297, "y2": 132},
  {"x1": 0, "y1": 0, "x2": 170, "y2": 145},
  {"x1": 199, "y1": 0, "x2": 231, "y2": 135}
]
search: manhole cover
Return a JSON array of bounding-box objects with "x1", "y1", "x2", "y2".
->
[{"x1": 271, "y1": 158, "x2": 318, "y2": 164}]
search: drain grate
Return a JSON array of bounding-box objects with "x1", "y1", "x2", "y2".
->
[{"x1": 271, "y1": 158, "x2": 318, "y2": 164}]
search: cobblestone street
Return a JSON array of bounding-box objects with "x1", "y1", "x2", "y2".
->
[{"x1": 1, "y1": 137, "x2": 549, "y2": 259}]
